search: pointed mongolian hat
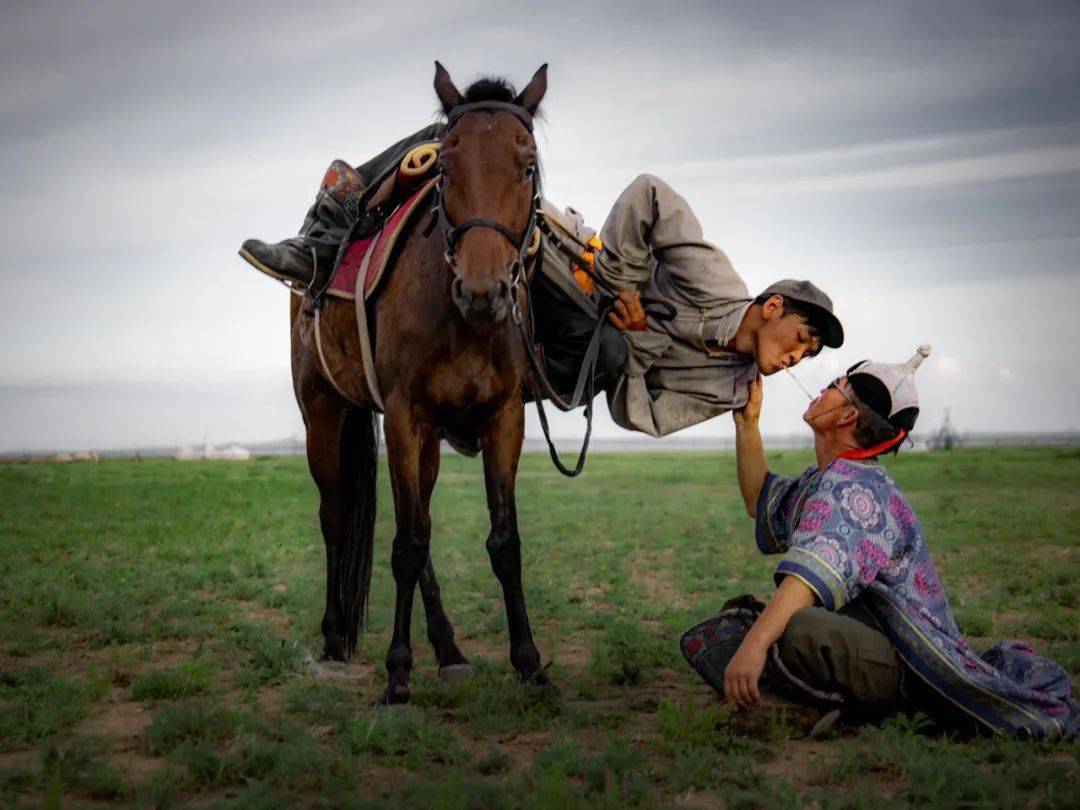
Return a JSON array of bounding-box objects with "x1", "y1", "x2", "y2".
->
[{"x1": 844, "y1": 345, "x2": 931, "y2": 456}]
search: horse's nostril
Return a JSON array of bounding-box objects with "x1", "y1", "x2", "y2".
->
[
  {"x1": 495, "y1": 279, "x2": 511, "y2": 302},
  {"x1": 451, "y1": 277, "x2": 469, "y2": 305}
]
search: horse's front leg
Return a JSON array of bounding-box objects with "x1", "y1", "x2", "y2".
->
[
  {"x1": 416, "y1": 432, "x2": 472, "y2": 681},
  {"x1": 481, "y1": 395, "x2": 548, "y2": 684},
  {"x1": 381, "y1": 399, "x2": 430, "y2": 704}
]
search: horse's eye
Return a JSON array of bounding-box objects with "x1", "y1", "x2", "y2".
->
[{"x1": 523, "y1": 164, "x2": 536, "y2": 180}]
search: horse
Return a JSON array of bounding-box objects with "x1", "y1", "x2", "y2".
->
[{"x1": 289, "y1": 62, "x2": 550, "y2": 704}]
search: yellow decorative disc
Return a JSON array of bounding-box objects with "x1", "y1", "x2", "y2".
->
[{"x1": 399, "y1": 143, "x2": 440, "y2": 176}]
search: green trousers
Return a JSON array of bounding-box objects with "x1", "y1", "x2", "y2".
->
[{"x1": 776, "y1": 602, "x2": 909, "y2": 718}]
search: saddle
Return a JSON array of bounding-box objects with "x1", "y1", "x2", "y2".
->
[
  {"x1": 324, "y1": 177, "x2": 437, "y2": 301},
  {"x1": 315, "y1": 141, "x2": 441, "y2": 301},
  {"x1": 306, "y1": 145, "x2": 441, "y2": 414}
]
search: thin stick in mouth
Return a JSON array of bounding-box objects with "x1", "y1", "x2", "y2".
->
[{"x1": 785, "y1": 367, "x2": 815, "y2": 400}]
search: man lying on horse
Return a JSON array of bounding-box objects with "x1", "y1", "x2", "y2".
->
[
  {"x1": 681, "y1": 347, "x2": 1080, "y2": 740},
  {"x1": 240, "y1": 66, "x2": 844, "y2": 440}
]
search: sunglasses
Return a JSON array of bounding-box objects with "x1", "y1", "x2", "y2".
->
[{"x1": 827, "y1": 377, "x2": 856, "y2": 408}]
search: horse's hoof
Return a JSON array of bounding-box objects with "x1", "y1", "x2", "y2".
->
[
  {"x1": 438, "y1": 663, "x2": 475, "y2": 685},
  {"x1": 522, "y1": 666, "x2": 557, "y2": 691},
  {"x1": 320, "y1": 645, "x2": 348, "y2": 663},
  {"x1": 379, "y1": 684, "x2": 412, "y2": 706}
]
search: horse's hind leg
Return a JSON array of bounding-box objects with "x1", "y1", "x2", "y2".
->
[
  {"x1": 481, "y1": 396, "x2": 547, "y2": 684},
  {"x1": 300, "y1": 384, "x2": 352, "y2": 661},
  {"x1": 416, "y1": 432, "x2": 472, "y2": 681},
  {"x1": 297, "y1": 365, "x2": 380, "y2": 664}
]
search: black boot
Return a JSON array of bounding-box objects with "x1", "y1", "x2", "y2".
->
[
  {"x1": 239, "y1": 237, "x2": 319, "y2": 286},
  {"x1": 239, "y1": 158, "x2": 365, "y2": 288}
]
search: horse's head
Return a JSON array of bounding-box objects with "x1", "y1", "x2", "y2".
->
[{"x1": 433, "y1": 62, "x2": 547, "y2": 325}]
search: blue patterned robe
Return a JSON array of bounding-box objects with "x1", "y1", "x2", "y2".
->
[{"x1": 756, "y1": 458, "x2": 1079, "y2": 739}]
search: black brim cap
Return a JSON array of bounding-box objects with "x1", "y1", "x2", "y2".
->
[{"x1": 760, "y1": 279, "x2": 844, "y2": 349}]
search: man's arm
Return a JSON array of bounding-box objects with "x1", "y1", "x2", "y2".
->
[
  {"x1": 733, "y1": 376, "x2": 769, "y2": 517},
  {"x1": 723, "y1": 576, "x2": 816, "y2": 710}
]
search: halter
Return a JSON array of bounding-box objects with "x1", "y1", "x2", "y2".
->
[{"x1": 433, "y1": 101, "x2": 541, "y2": 323}]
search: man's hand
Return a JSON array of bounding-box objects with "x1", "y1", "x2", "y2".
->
[
  {"x1": 732, "y1": 375, "x2": 763, "y2": 429},
  {"x1": 724, "y1": 637, "x2": 767, "y2": 710},
  {"x1": 608, "y1": 291, "x2": 647, "y2": 332},
  {"x1": 724, "y1": 578, "x2": 816, "y2": 709}
]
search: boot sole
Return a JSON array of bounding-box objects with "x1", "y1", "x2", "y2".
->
[{"x1": 238, "y1": 247, "x2": 308, "y2": 286}]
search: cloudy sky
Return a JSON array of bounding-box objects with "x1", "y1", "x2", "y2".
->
[{"x1": 2, "y1": 1, "x2": 1078, "y2": 452}]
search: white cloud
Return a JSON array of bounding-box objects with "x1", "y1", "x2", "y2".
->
[
  {"x1": 937, "y1": 357, "x2": 963, "y2": 377},
  {"x1": 781, "y1": 146, "x2": 1080, "y2": 194},
  {"x1": 648, "y1": 141, "x2": 1080, "y2": 199}
]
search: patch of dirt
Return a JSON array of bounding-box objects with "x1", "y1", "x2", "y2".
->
[
  {"x1": 528, "y1": 633, "x2": 589, "y2": 671},
  {"x1": 309, "y1": 658, "x2": 378, "y2": 686},
  {"x1": 196, "y1": 587, "x2": 293, "y2": 636},
  {"x1": 66, "y1": 685, "x2": 166, "y2": 795},
  {"x1": 628, "y1": 548, "x2": 690, "y2": 610},
  {"x1": 110, "y1": 750, "x2": 166, "y2": 788},
  {"x1": 632, "y1": 665, "x2": 708, "y2": 707},
  {"x1": 481, "y1": 728, "x2": 551, "y2": 764},
  {"x1": 137, "y1": 640, "x2": 199, "y2": 667},
  {"x1": 760, "y1": 736, "x2": 907, "y2": 797},
  {"x1": 759, "y1": 738, "x2": 837, "y2": 785},
  {"x1": 76, "y1": 690, "x2": 152, "y2": 746},
  {"x1": 0, "y1": 641, "x2": 110, "y2": 678},
  {"x1": 0, "y1": 749, "x2": 37, "y2": 768},
  {"x1": 0, "y1": 639, "x2": 197, "y2": 692}
]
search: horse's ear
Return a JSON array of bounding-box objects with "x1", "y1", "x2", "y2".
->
[
  {"x1": 434, "y1": 60, "x2": 463, "y2": 114},
  {"x1": 514, "y1": 63, "x2": 547, "y2": 115}
]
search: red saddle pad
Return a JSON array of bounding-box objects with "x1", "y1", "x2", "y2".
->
[{"x1": 328, "y1": 180, "x2": 436, "y2": 300}]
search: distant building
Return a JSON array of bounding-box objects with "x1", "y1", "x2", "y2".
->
[
  {"x1": 211, "y1": 445, "x2": 251, "y2": 461},
  {"x1": 51, "y1": 451, "x2": 99, "y2": 462},
  {"x1": 173, "y1": 444, "x2": 251, "y2": 460},
  {"x1": 929, "y1": 409, "x2": 961, "y2": 451}
]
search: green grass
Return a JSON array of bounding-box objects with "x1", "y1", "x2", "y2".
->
[{"x1": 0, "y1": 447, "x2": 1077, "y2": 806}]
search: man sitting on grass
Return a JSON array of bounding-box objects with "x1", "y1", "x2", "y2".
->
[{"x1": 681, "y1": 346, "x2": 1079, "y2": 739}]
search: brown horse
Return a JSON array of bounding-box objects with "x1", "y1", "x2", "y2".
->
[{"x1": 289, "y1": 62, "x2": 550, "y2": 704}]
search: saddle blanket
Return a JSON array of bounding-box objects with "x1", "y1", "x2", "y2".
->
[{"x1": 326, "y1": 178, "x2": 437, "y2": 301}]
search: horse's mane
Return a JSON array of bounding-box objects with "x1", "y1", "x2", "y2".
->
[
  {"x1": 462, "y1": 76, "x2": 517, "y2": 104},
  {"x1": 437, "y1": 75, "x2": 544, "y2": 123}
]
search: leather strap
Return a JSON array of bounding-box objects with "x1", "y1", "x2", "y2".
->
[{"x1": 447, "y1": 101, "x2": 533, "y2": 132}]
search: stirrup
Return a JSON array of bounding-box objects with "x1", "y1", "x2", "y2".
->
[{"x1": 307, "y1": 246, "x2": 337, "y2": 300}]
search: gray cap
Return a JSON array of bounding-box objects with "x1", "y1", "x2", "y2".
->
[{"x1": 760, "y1": 279, "x2": 844, "y2": 349}]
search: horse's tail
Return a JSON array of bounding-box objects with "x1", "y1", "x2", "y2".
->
[{"x1": 339, "y1": 406, "x2": 379, "y2": 657}]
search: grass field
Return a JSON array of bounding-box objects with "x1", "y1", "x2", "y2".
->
[{"x1": 1, "y1": 447, "x2": 1078, "y2": 807}]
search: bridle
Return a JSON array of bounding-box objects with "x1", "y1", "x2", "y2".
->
[
  {"x1": 430, "y1": 99, "x2": 673, "y2": 477},
  {"x1": 432, "y1": 101, "x2": 541, "y2": 324}
]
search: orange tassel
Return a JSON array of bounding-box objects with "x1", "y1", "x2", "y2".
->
[{"x1": 573, "y1": 269, "x2": 595, "y2": 295}]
